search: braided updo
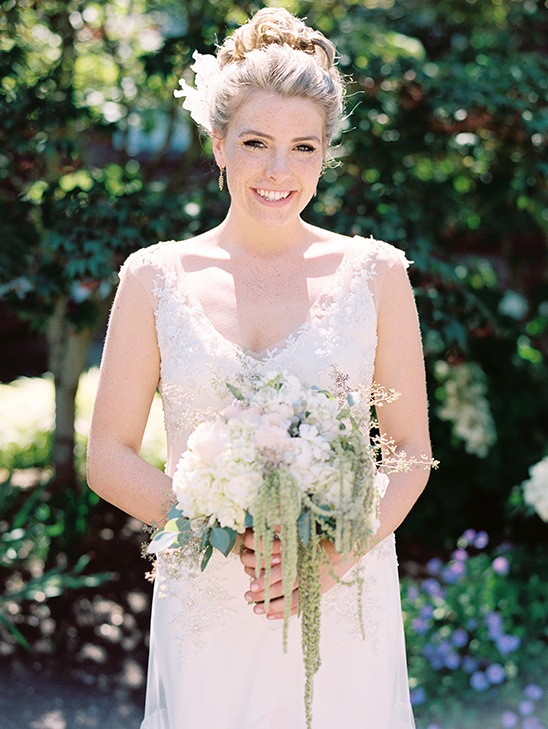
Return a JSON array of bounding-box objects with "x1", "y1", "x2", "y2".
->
[{"x1": 211, "y1": 8, "x2": 345, "y2": 150}]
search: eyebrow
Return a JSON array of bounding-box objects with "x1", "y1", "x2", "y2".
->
[{"x1": 239, "y1": 129, "x2": 322, "y2": 144}]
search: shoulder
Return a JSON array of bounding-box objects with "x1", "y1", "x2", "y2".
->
[
  {"x1": 119, "y1": 239, "x2": 185, "y2": 279},
  {"x1": 352, "y1": 235, "x2": 411, "y2": 272}
]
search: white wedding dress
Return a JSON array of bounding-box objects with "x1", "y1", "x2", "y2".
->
[{"x1": 119, "y1": 235, "x2": 416, "y2": 729}]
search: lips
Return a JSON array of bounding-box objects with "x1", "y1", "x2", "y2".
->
[{"x1": 255, "y1": 189, "x2": 292, "y2": 202}]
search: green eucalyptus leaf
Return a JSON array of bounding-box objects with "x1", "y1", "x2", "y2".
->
[
  {"x1": 175, "y1": 517, "x2": 192, "y2": 533},
  {"x1": 166, "y1": 502, "x2": 182, "y2": 520},
  {"x1": 226, "y1": 383, "x2": 245, "y2": 400},
  {"x1": 163, "y1": 518, "x2": 181, "y2": 533},
  {"x1": 201, "y1": 543, "x2": 213, "y2": 571},
  {"x1": 174, "y1": 530, "x2": 192, "y2": 549},
  {"x1": 210, "y1": 526, "x2": 237, "y2": 556},
  {"x1": 200, "y1": 527, "x2": 211, "y2": 551},
  {"x1": 245, "y1": 511, "x2": 254, "y2": 528}
]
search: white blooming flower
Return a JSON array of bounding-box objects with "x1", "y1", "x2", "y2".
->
[
  {"x1": 434, "y1": 360, "x2": 497, "y2": 458},
  {"x1": 174, "y1": 52, "x2": 220, "y2": 133},
  {"x1": 522, "y1": 456, "x2": 548, "y2": 522}
]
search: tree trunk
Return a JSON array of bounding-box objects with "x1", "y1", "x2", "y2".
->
[{"x1": 46, "y1": 300, "x2": 95, "y2": 491}]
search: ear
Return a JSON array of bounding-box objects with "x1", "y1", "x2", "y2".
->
[{"x1": 211, "y1": 130, "x2": 225, "y2": 168}]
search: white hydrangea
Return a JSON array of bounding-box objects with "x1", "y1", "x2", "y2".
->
[
  {"x1": 434, "y1": 361, "x2": 497, "y2": 458},
  {"x1": 522, "y1": 456, "x2": 548, "y2": 522}
]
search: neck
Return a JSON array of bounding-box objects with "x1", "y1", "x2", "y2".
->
[{"x1": 217, "y1": 206, "x2": 314, "y2": 257}]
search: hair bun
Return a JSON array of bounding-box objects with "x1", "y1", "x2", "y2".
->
[{"x1": 218, "y1": 8, "x2": 336, "y2": 72}]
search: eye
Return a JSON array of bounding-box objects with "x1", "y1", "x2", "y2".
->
[
  {"x1": 243, "y1": 139, "x2": 265, "y2": 149},
  {"x1": 295, "y1": 144, "x2": 317, "y2": 153}
]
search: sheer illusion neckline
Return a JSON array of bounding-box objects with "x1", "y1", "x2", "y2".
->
[{"x1": 181, "y1": 237, "x2": 360, "y2": 359}]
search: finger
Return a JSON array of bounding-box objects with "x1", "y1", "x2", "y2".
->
[
  {"x1": 239, "y1": 548, "x2": 281, "y2": 570},
  {"x1": 242, "y1": 530, "x2": 282, "y2": 554},
  {"x1": 245, "y1": 566, "x2": 299, "y2": 603},
  {"x1": 252, "y1": 591, "x2": 299, "y2": 619}
]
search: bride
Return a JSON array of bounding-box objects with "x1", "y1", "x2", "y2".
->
[{"x1": 87, "y1": 8, "x2": 431, "y2": 729}]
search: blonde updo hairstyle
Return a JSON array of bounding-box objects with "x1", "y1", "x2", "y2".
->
[{"x1": 212, "y1": 8, "x2": 345, "y2": 153}]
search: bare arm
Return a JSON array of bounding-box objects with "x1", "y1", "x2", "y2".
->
[
  {"x1": 87, "y1": 268, "x2": 172, "y2": 526},
  {"x1": 372, "y1": 257, "x2": 431, "y2": 540}
]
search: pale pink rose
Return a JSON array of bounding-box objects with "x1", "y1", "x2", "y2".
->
[
  {"x1": 254, "y1": 413, "x2": 291, "y2": 449},
  {"x1": 221, "y1": 404, "x2": 262, "y2": 424},
  {"x1": 221, "y1": 403, "x2": 242, "y2": 420},
  {"x1": 187, "y1": 419, "x2": 229, "y2": 465}
]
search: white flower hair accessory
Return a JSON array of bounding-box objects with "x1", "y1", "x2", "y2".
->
[{"x1": 174, "y1": 51, "x2": 220, "y2": 133}]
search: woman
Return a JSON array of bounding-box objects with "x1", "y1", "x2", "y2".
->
[{"x1": 87, "y1": 8, "x2": 431, "y2": 729}]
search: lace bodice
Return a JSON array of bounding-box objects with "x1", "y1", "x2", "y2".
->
[{"x1": 119, "y1": 235, "x2": 409, "y2": 477}]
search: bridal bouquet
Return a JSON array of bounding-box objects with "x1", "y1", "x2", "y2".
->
[{"x1": 148, "y1": 369, "x2": 426, "y2": 726}]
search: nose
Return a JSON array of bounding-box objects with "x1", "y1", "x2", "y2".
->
[{"x1": 266, "y1": 148, "x2": 290, "y2": 179}]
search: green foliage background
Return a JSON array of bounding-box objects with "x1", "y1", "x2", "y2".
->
[{"x1": 1, "y1": 0, "x2": 547, "y2": 546}]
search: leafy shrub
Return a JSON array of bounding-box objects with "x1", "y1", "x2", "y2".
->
[{"x1": 403, "y1": 529, "x2": 548, "y2": 705}]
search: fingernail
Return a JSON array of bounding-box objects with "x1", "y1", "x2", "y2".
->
[
  {"x1": 244, "y1": 592, "x2": 252, "y2": 602},
  {"x1": 267, "y1": 614, "x2": 277, "y2": 620},
  {"x1": 250, "y1": 582, "x2": 259, "y2": 592},
  {"x1": 254, "y1": 605, "x2": 264, "y2": 614},
  {"x1": 272, "y1": 556, "x2": 281, "y2": 565}
]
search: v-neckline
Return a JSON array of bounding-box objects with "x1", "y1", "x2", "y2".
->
[{"x1": 181, "y1": 238, "x2": 358, "y2": 359}]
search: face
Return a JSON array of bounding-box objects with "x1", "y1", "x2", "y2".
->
[{"x1": 212, "y1": 90, "x2": 325, "y2": 231}]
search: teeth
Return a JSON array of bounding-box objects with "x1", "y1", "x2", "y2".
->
[{"x1": 256, "y1": 189, "x2": 291, "y2": 202}]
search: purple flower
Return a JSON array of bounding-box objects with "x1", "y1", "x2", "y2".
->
[
  {"x1": 462, "y1": 655, "x2": 479, "y2": 673},
  {"x1": 429, "y1": 655, "x2": 444, "y2": 671},
  {"x1": 486, "y1": 611, "x2": 504, "y2": 639},
  {"x1": 522, "y1": 718, "x2": 542, "y2": 729},
  {"x1": 452, "y1": 548, "x2": 468, "y2": 561},
  {"x1": 451, "y1": 628, "x2": 469, "y2": 647},
  {"x1": 519, "y1": 700, "x2": 536, "y2": 717},
  {"x1": 443, "y1": 651, "x2": 461, "y2": 670},
  {"x1": 500, "y1": 711, "x2": 518, "y2": 728},
  {"x1": 462, "y1": 528, "x2": 477, "y2": 544},
  {"x1": 412, "y1": 617, "x2": 431, "y2": 636},
  {"x1": 524, "y1": 684, "x2": 544, "y2": 701},
  {"x1": 474, "y1": 530, "x2": 489, "y2": 549},
  {"x1": 441, "y1": 560, "x2": 466, "y2": 584},
  {"x1": 492, "y1": 556, "x2": 510, "y2": 575},
  {"x1": 467, "y1": 618, "x2": 478, "y2": 631},
  {"x1": 407, "y1": 586, "x2": 420, "y2": 601},
  {"x1": 410, "y1": 687, "x2": 426, "y2": 705},
  {"x1": 426, "y1": 557, "x2": 443, "y2": 576},
  {"x1": 420, "y1": 604, "x2": 434, "y2": 619},
  {"x1": 470, "y1": 670, "x2": 489, "y2": 691},
  {"x1": 422, "y1": 578, "x2": 444, "y2": 597},
  {"x1": 486, "y1": 663, "x2": 505, "y2": 684},
  {"x1": 496, "y1": 634, "x2": 521, "y2": 654}
]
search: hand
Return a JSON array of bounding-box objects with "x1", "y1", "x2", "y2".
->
[
  {"x1": 239, "y1": 529, "x2": 359, "y2": 620},
  {"x1": 239, "y1": 528, "x2": 297, "y2": 619}
]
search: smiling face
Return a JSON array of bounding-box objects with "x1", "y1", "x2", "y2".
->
[{"x1": 212, "y1": 90, "x2": 325, "y2": 234}]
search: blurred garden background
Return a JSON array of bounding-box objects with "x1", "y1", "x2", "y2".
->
[{"x1": 1, "y1": 0, "x2": 547, "y2": 727}]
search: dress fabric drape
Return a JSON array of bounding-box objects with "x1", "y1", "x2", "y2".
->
[{"x1": 119, "y1": 235, "x2": 416, "y2": 729}]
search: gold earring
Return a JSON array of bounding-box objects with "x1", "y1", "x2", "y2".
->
[{"x1": 218, "y1": 166, "x2": 225, "y2": 191}]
